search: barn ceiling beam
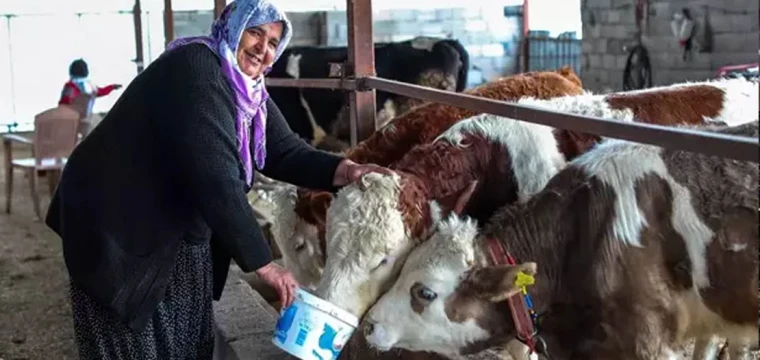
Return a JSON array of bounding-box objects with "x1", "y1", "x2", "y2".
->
[{"x1": 346, "y1": 0, "x2": 377, "y2": 146}]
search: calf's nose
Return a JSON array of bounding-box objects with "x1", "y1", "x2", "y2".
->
[{"x1": 363, "y1": 322, "x2": 375, "y2": 337}]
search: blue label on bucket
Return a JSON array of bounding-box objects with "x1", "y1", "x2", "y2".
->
[
  {"x1": 274, "y1": 304, "x2": 298, "y2": 343},
  {"x1": 295, "y1": 327, "x2": 309, "y2": 347},
  {"x1": 316, "y1": 323, "x2": 342, "y2": 360}
]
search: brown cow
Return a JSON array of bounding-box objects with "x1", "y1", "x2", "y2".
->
[
  {"x1": 362, "y1": 121, "x2": 759, "y2": 360},
  {"x1": 271, "y1": 67, "x2": 584, "y2": 287},
  {"x1": 315, "y1": 76, "x2": 759, "y2": 319}
]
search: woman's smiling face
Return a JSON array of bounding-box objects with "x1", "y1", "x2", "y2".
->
[{"x1": 236, "y1": 21, "x2": 283, "y2": 78}]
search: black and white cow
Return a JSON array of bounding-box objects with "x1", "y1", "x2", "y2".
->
[{"x1": 265, "y1": 36, "x2": 470, "y2": 146}]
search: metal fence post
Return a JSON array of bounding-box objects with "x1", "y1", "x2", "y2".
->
[
  {"x1": 346, "y1": 0, "x2": 377, "y2": 146},
  {"x1": 132, "y1": 0, "x2": 145, "y2": 73},
  {"x1": 163, "y1": 0, "x2": 174, "y2": 48},
  {"x1": 214, "y1": 0, "x2": 226, "y2": 18}
]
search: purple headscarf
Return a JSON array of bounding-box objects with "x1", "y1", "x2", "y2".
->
[{"x1": 164, "y1": 0, "x2": 293, "y2": 186}]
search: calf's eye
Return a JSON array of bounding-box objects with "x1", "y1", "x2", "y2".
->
[
  {"x1": 411, "y1": 282, "x2": 438, "y2": 302},
  {"x1": 372, "y1": 257, "x2": 389, "y2": 271},
  {"x1": 419, "y1": 287, "x2": 437, "y2": 301}
]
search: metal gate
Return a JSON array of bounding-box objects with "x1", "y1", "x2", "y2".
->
[{"x1": 522, "y1": 30, "x2": 582, "y2": 75}]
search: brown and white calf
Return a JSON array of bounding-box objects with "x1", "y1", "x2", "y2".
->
[
  {"x1": 315, "y1": 113, "x2": 568, "y2": 316},
  {"x1": 271, "y1": 67, "x2": 585, "y2": 287},
  {"x1": 363, "y1": 121, "x2": 759, "y2": 360},
  {"x1": 313, "y1": 76, "x2": 759, "y2": 317}
]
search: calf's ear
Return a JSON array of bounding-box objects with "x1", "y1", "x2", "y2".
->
[
  {"x1": 295, "y1": 191, "x2": 333, "y2": 256},
  {"x1": 435, "y1": 180, "x2": 479, "y2": 218},
  {"x1": 467, "y1": 262, "x2": 538, "y2": 302},
  {"x1": 310, "y1": 192, "x2": 333, "y2": 225},
  {"x1": 310, "y1": 192, "x2": 333, "y2": 256}
]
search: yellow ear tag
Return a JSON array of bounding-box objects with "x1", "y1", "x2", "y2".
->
[{"x1": 514, "y1": 271, "x2": 535, "y2": 294}]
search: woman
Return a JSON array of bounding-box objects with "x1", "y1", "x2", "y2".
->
[
  {"x1": 58, "y1": 58, "x2": 122, "y2": 116},
  {"x1": 45, "y1": 0, "x2": 391, "y2": 358}
]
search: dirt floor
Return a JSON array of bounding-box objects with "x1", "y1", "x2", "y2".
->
[
  {"x1": 0, "y1": 139, "x2": 283, "y2": 360},
  {"x1": 0, "y1": 135, "x2": 288, "y2": 360},
  {"x1": 0, "y1": 142, "x2": 78, "y2": 360}
]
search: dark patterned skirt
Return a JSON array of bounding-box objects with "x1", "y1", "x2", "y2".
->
[{"x1": 69, "y1": 240, "x2": 215, "y2": 360}]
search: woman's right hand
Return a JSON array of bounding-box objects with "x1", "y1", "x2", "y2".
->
[{"x1": 256, "y1": 262, "x2": 299, "y2": 308}]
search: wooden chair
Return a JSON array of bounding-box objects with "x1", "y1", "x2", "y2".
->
[
  {"x1": 70, "y1": 93, "x2": 95, "y2": 139},
  {"x1": 3, "y1": 105, "x2": 81, "y2": 220}
]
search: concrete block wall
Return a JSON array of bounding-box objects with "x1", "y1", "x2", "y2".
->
[
  {"x1": 324, "y1": 7, "x2": 524, "y2": 87},
  {"x1": 168, "y1": 7, "x2": 526, "y2": 88},
  {"x1": 173, "y1": 10, "x2": 215, "y2": 39},
  {"x1": 172, "y1": 10, "x2": 327, "y2": 46},
  {"x1": 580, "y1": 0, "x2": 759, "y2": 92}
]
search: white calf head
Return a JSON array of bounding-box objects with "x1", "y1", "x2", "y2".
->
[
  {"x1": 271, "y1": 185, "x2": 325, "y2": 288},
  {"x1": 315, "y1": 172, "x2": 414, "y2": 317},
  {"x1": 363, "y1": 214, "x2": 537, "y2": 356}
]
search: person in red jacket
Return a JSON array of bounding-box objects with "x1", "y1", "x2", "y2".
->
[{"x1": 58, "y1": 58, "x2": 123, "y2": 115}]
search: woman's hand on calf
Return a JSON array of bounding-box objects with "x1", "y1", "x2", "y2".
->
[{"x1": 332, "y1": 159, "x2": 394, "y2": 187}]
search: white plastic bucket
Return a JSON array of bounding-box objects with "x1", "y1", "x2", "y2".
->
[{"x1": 272, "y1": 287, "x2": 358, "y2": 360}]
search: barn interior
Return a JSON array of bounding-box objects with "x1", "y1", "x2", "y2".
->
[{"x1": 1, "y1": 0, "x2": 758, "y2": 359}]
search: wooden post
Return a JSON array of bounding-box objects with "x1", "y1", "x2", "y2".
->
[
  {"x1": 519, "y1": 0, "x2": 530, "y2": 73},
  {"x1": 163, "y1": 0, "x2": 174, "y2": 48},
  {"x1": 4, "y1": 15, "x2": 17, "y2": 116},
  {"x1": 214, "y1": 0, "x2": 227, "y2": 19},
  {"x1": 346, "y1": 0, "x2": 376, "y2": 146},
  {"x1": 522, "y1": 0, "x2": 529, "y2": 36},
  {"x1": 132, "y1": 0, "x2": 145, "y2": 73}
]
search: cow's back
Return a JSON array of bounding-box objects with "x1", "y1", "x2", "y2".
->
[
  {"x1": 345, "y1": 70, "x2": 584, "y2": 166},
  {"x1": 661, "y1": 122, "x2": 759, "y2": 328}
]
